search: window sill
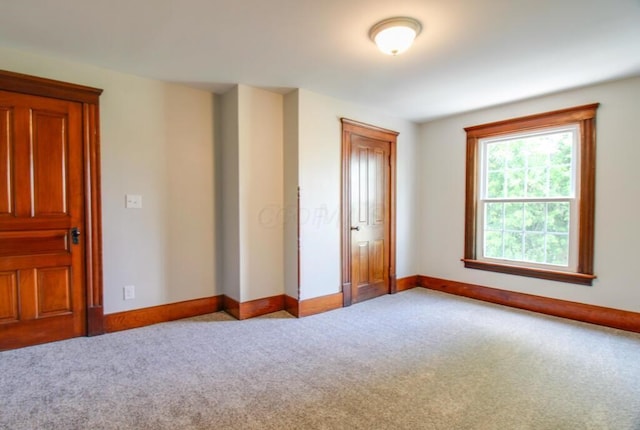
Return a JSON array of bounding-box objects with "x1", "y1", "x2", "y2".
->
[{"x1": 461, "y1": 259, "x2": 596, "y2": 286}]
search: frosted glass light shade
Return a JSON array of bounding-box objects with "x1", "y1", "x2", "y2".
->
[{"x1": 369, "y1": 17, "x2": 422, "y2": 56}]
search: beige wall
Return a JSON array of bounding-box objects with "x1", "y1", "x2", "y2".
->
[
  {"x1": 220, "y1": 85, "x2": 285, "y2": 302},
  {"x1": 418, "y1": 76, "x2": 640, "y2": 313},
  {"x1": 220, "y1": 87, "x2": 241, "y2": 300},
  {"x1": 283, "y1": 91, "x2": 300, "y2": 299},
  {"x1": 237, "y1": 85, "x2": 284, "y2": 302},
  {"x1": 296, "y1": 89, "x2": 420, "y2": 300},
  {"x1": 0, "y1": 46, "x2": 217, "y2": 314}
]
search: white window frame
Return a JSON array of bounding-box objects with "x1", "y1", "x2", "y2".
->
[{"x1": 476, "y1": 125, "x2": 580, "y2": 272}]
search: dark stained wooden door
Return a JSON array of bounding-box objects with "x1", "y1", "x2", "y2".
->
[
  {"x1": 0, "y1": 90, "x2": 86, "y2": 350},
  {"x1": 349, "y1": 134, "x2": 391, "y2": 303}
]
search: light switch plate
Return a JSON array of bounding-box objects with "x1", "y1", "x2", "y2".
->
[{"x1": 125, "y1": 194, "x2": 142, "y2": 209}]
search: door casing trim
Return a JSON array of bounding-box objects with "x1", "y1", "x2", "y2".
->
[{"x1": 340, "y1": 118, "x2": 398, "y2": 306}]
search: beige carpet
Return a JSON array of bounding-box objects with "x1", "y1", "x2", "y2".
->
[{"x1": 1, "y1": 288, "x2": 639, "y2": 429}]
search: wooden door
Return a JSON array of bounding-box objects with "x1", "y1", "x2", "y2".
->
[
  {"x1": 0, "y1": 90, "x2": 86, "y2": 350},
  {"x1": 341, "y1": 119, "x2": 397, "y2": 306}
]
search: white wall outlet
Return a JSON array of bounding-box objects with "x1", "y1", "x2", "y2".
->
[
  {"x1": 125, "y1": 194, "x2": 142, "y2": 209},
  {"x1": 123, "y1": 285, "x2": 136, "y2": 300}
]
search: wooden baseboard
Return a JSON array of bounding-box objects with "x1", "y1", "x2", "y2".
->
[
  {"x1": 285, "y1": 295, "x2": 299, "y2": 317},
  {"x1": 87, "y1": 306, "x2": 105, "y2": 336},
  {"x1": 396, "y1": 275, "x2": 419, "y2": 292},
  {"x1": 287, "y1": 278, "x2": 416, "y2": 319},
  {"x1": 102, "y1": 277, "x2": 640, "y2": 335},
  {"x1": 104, "y1": 296, "x2": 223, "y2": 333},
  {"x1": 223, "y1": 294, "x2": 286, "y2": 320},
  {"x1": 298, "y1": 292, "x2": 343, "y2": 317},
  {"x1": 222, "y1": 292, "x2": 344, "y2": 319},
  {"x1": 418, "y1": 275, "x2": 640, "y2": 333},
  {"x1": 222, "y1": 296, "x2": 241, "y2": 319}
]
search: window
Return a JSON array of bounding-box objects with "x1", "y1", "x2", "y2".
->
[
  {"x1": 480, "y1": 126, "x2": 578, "y2": 268},
  {"x1": 463, "y1": 104, "x2": 599, "y2": 285}
]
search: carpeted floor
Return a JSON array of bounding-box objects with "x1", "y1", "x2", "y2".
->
[{"x1": 1, "y1": 288, "x2": 639, "y2": 429}]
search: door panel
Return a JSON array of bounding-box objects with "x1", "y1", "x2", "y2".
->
[
  {"x1": 0, "y1": 271, "x2": 18, "y2": 322},
  {"x1": 0, "y1": 230, "x2": 69, "y2": 256},
  {"x1": 350, "y1": 135, "x2": 391, "y2": 303},
  {"x1": 0, "y1": 107, "x2": 12, "y2": 215},
  {"x1": 37, "y1": 267, "x2": 72, "y2": 317},
  {"x1": 371, "y1": 239, "x2": 384, "y2": 281},
  {"x1": 373, "y1": 151, "x2": 385, "y2": 224},
  {"x1": 357, "y1": 242, "x2": 370, "y2": 284},
  {"x1": 12, "y1": 106, "x2": 32, "y2": 218},
  {"x1": 358, "y1": 147, "x2": 368, "y2": 223},
  {"x1": 0, "y1": 90, "x2": 85, "y2": 350},
  {"x1": 33, "y1": 111, "x2": 69, "y2": 216}
]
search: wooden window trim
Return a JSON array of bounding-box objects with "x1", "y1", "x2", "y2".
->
[{"x1": 463, "y1": 103, "x2": 599, "y2": 286}]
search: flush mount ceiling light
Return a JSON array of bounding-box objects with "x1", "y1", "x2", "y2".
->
[{"x1": 369, "y1": 17, "x2": 422, "y2": 56}]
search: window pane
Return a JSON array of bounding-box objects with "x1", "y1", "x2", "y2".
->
[
  {"x1": 504, "y1": 203, "x2": 523, "y2": 230},
  {"x1": 507, "y1": 140, "x2": 525, "y2": 169},
  {"x1": 524, "y1": 232, "x2": 545, "y2": 263},
  {"x1": 487, "y1": 143, "x2": 506, "y2": 171},
  {"x1": 485, "y1": 203, "x2": 504, "y2": 230},
  {"x1": 482, "y1": 201, "x2": 571, "y2": 266},
  {"x1": 484, "y1": 231, "x2": 503, "y2": 258},
  {"x1": 487, "y1": 171, "x2": 505, "y2": 198},
  {"x1": 546, "y1": 233, "x2": 569, "y2": 266},
  {"x1": 550, "y1": 135, "x2": 572, "y2": 166},
  {"x1": 527, "y1": 147, "x2": 548, "y2": 168},
  {"x1": 484, "y1": 129, "x2": 574, "y2": 200},
  {"x1": 524, "y1": 203, "x2": 545, "y2": 232},
  {"x1": 547, "y1": 202, "x2": 570, "y2": 233},
  {"x1": 504, "y1": 232, "x2": 523, "y2": 260},
  {"x1": 506, "y1": 169, "x2": 525, "y2": 198},
  {"x1": 526, "y1": 166, "x2": 547, "y2": 197},
  {"x1": 549, "y1": 166, "x2": 571, "y2": 197}
]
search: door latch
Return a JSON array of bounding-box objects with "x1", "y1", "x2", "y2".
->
[{"x1": 71, "y1": 227, "x2": 81, "y2": 245}]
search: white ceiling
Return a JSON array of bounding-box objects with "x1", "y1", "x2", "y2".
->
[{"x1": 0, "y1": 0, "x2": 639, "y2": 122}]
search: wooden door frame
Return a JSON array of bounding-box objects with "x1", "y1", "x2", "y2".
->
[
  {"x1": 0, "y1": 70, "x2": 105, "y2": 336},
  {"x1": 341, "y1": 118, "x2": 398, "y2": 307}
]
